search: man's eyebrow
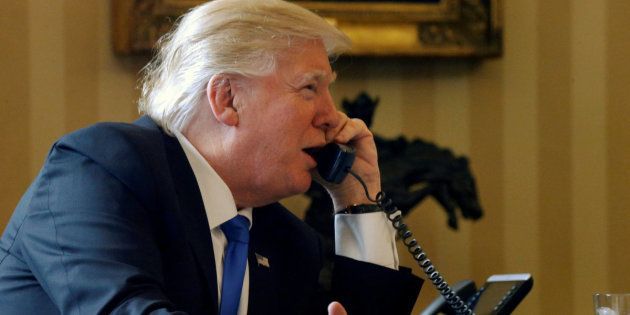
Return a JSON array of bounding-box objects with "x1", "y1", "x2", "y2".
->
[{"x1": 299, "y1": 70, "x2": 337, "y2": 84}]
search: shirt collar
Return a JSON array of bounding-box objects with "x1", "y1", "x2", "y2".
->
[{"x1": 173, "y1": 130, "x2": 252, "y2": 229}]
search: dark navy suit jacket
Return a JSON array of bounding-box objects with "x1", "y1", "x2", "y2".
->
[{"x1": 0, "y1": 117, "x2": 422, "y2": 314}]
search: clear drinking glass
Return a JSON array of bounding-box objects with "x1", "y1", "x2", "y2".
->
[{"x1": 593, "y1": 293, "x2": 630, "y2": 315}]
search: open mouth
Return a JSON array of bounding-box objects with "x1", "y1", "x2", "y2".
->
[
  {"x1": 303, "y1": 147, "x2": 321, "y2": 159},
  {"x1": 303, "y1": 147, "x2": 323, "y2": 167}
]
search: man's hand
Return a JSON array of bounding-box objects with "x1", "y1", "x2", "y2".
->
[
  {"x1": 314, "y1": 111, "x2": 381, "y2": 211},
  {"x1": 328, "y1": 301, "x2": 348, "y2": 315}
]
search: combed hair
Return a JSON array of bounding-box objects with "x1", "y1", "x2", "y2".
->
[{"x1": 138, "y1": 0, "x2": 352, "y2": 134}]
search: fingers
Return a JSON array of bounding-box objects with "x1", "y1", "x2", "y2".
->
[
  {"x1": 327, "y1": 301, "x2": 348, "y2": 315},
  {"x1": 326, "y1": 111, "x2": 372, "y2": 145}
]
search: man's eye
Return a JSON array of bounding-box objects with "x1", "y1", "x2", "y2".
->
[{"x1": 304, "y1": 84, "x2": 317, "y2": 92}]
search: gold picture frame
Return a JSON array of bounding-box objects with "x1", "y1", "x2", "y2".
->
[{"x1": 112, "y1": 0, "x2": 502, "y2": 57}]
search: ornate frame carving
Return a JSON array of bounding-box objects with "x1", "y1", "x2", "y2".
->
[{"x1": 112, "y1": 0, "x2": 502, "y2": 57}]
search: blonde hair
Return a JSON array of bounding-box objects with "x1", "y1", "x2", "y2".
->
[{"x1": 138, "y1": 0, "x2": 351, "y2": 134}]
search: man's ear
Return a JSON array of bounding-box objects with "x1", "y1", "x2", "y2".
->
[{"x1": 207, "y1": 74, "x2": 239, "y2": 126}]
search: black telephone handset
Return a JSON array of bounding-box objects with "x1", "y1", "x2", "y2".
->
[
  {"x1": 312, "y1": 143, "x2": 532, "y2": 315},
  {"x1": 310, "y1": 143, "x2": 356, "y2": 184}
]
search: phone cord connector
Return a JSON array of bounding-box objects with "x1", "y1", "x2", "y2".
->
[{"x1": 347, "y1": 169, "x2": 475, "y2": 315}]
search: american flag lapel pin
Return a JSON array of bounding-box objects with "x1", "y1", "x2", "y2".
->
[{"x1": 255, "y1": 253, "x2": 270, "y2": 268}]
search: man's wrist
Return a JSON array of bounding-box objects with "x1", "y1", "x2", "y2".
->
[
  {"x1": 336, "y1": 203, "x2": 382, "y2": 214},
  {"x1": 329, "y1": 179, "x2": 381, "y2": 211}
]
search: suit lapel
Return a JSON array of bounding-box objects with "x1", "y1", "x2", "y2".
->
[
  {"x1": 247, "y1": 209, "x2": 279, "y2": 315},
  {"x1": 135, "y1": 117, "x2": 220, "y2": 313},
  {"x1": 163, "y1": 131, "x2": 220, "y2": 312}
]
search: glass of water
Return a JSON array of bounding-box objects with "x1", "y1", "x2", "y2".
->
[{"x1": 594, "y1": 293, "x2": 630, "y2": 315}]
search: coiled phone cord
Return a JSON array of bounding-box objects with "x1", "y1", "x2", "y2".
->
[{"x1": 347, "y1": 169, "x2": 475, "y2": 315}]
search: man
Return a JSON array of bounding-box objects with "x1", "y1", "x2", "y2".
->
[{"x1": 0, "y1": 0, "x2": 422, "y2": 314}]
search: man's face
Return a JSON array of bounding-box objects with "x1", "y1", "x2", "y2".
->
[{"x1": 230, "y1": 40, "x2": 339, "y2": 205}]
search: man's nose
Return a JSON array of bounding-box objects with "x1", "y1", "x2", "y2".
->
[{"x1": 313, "y1": 91, "x2": 339, "y2": 131}]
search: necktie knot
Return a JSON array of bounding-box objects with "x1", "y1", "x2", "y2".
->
[{"x1": 221, "y1": 215, "x2": 250, "y2": 244}]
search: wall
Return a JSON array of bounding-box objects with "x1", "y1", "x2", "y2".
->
[{"x1": 1, "y1": 1, "x2": 629, "y2": 314}]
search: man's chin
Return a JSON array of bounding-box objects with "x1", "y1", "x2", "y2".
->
[
  {"x1": 283, "y1": 175, "x2": 312, "y2": 198},
  {"x1": 259, "y1": 171, "x2": 313, "y2": 203}
]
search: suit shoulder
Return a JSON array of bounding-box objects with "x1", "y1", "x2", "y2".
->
[
  {"x1": 255, "y1": 203, "x2": 309, "y2": 227},
  {"x1": 50, "y1": 121, "x2": 168, "y2": 169},
  {"x1": 47, "y1": 121, "x2": 170, "y2": 208},
  {"x1": 58, "y1": 121, "x2": 161, "y2": 156},
  {"x1": 253, "y1": 203, "x2": 320, "y2": 246}
]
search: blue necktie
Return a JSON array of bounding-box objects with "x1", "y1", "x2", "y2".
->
[{"x1": 219, "y1": 215, "x2": 250, "y2": 315}]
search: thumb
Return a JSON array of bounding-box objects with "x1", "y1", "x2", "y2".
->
[{"x1": 328, "y1": 301, "x2": 348, "y2": 315}]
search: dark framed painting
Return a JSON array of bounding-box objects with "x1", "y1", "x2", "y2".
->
[{"x1": 112, "y1": 0, "x2": 502, "y2": 57}]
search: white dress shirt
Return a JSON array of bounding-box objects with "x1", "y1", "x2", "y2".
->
[{"x1": 174, "y1": 131, "x2": 399, "y2": 315}]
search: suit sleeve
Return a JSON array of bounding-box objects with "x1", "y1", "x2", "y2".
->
[
  {"x1": 330, "y1": 207, "x2": 423, "y2": 314},
  {"x1": 331, "y1": 255, "x2": 423, "y2": 315},
  {"x1": 18, "y1": 143, "x2": 185, "y2": 314}
]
